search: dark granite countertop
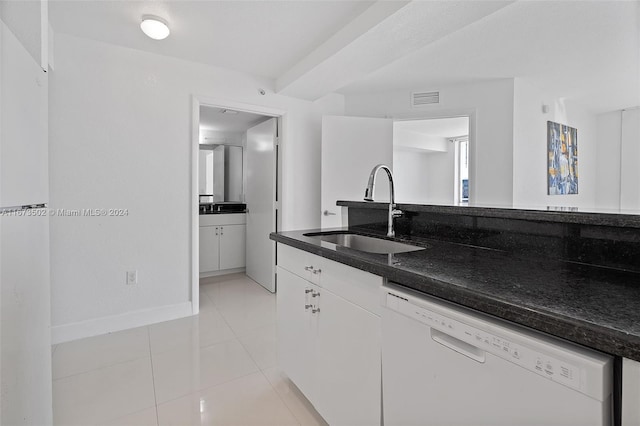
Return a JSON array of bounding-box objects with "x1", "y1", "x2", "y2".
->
[
  {"x1": 270, "y1": 228, "x2": 640, "y2": 361},
  {"x1": 199, "y1": 211, "x2": 246, "y2": 215}
]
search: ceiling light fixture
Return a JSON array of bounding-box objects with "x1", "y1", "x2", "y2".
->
[{"x1": 140, "y1": 15, "x2": 170, "y2": 40}]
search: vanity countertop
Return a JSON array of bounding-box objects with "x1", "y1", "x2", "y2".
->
[
  {"x1": 270, "y1": 228, "x2": 640, "y2": 361},
  {"x1": 199, "y1": 211, "x2": 246, "y2": 215}
]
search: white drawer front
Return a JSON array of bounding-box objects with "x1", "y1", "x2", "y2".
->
[
  {"x1": 318, "y1": 256, "x2": 382, "y2": 315},
  {"x1": 277, "y1": 243, "x2": 321, "y2": 282}
]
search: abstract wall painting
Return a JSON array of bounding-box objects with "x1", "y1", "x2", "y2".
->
[{"x1": 547, "y1": 121, "x2": 578, "y2": 195}]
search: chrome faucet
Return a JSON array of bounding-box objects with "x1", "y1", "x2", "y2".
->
[{"x1": 364, "y1": 164, "x2": 403, "y2": 237}]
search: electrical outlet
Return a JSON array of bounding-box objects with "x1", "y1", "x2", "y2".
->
[{"x1": 126, "y1": 270, "x2": 137, "y2": 285}]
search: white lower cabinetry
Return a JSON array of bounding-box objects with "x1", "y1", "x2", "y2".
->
[
  {"x1": 623, "y1": 358, "x2": 640, "y2": 425},
  {"x1": 314, "y1": 288, "x2": 380, "y2": 426},
  {"x1": 199, "y1": 214, "x2": 246, "y2": 276},
  {"x1": 276, "y1": 244, "x2": 382, "y2": 426},
  {"x1": 277, "y1": 268, "x2": 319, "y2": 403}
]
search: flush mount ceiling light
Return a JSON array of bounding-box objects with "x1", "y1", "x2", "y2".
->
[{"x1": 140, "y1": 15, "x2": 170, "y2": 40}]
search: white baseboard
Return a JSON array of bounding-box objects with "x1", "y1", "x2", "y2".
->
[
  {"x1": 199, "y1": 267, "x2": 245, "y2": 278},
  {"x1": 51, "y1": 301, "x2": 193, "y2": 344}
]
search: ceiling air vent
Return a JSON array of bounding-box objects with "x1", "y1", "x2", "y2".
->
[{"x1": 412, "y1": 91, "x2": 440, "y2": 107}]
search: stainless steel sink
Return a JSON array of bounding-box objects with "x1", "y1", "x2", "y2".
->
[{"x1": 303, "y1": 232, "x2": 425, "y2": 254}]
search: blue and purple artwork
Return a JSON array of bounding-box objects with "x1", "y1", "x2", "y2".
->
[{"x1": 547, "y1": 121, "x2": 578, "y2": 195}]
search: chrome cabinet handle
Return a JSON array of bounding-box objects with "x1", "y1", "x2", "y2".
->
[
  {"x1": 304, "y1": 266, "x2": 314, "y2": 271},
  {"x1": 311, "y1": 291, "x2": 320, "y2": 298},
  {"x1": 312, "y1": 308, "x2": 321, "y2": 314},
  {"x1": 312, "y1": 268, "x2": 322, "y2": 275},
  {"x1": 305, "y1": 289, "x2": 313, "y2": 294},
  {"x1": 323, "y1": 210, "x2": 336, "y2": 216},
  {"x1": 305, "y1": 304, "x2": 313, "y2": 310}
]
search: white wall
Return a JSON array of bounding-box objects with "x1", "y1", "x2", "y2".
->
[
  {"x1": 199, "y1": 129, "x2": 243, "y2": 146},
  {"x1": 425, "y1": 146, "x2": 456, "y2": 205},
  {"x1": 393, "y1": 149, "x2": 430, "y2": 204},
  {"x1": 345, "y1": 79, "x2": 515, "y2": 206},
  {"x1": 393, "y1": 128, "x2": 448, "y2": 152},
  {"x1": 592, "y1": 108, "x2": 640, "y2": 212},
  {"x1": 393, "y1": 148, "x2": 455, "y2": 205},
  {"x1": 49, "y1": 33, "x2": 343, "y2": 341},
  {"x1": 512, "y1": 78, "x2": 597, "y2": 209},
  {"x1": 620, "y1": 108, "x2": 640, "y2": 211},
  {"x1": 594, "y1": 111, "x2": 623, "y2": 210}
]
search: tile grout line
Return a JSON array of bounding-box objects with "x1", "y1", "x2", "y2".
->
[
  {"x1": 52, "y1": 352, "x2": 153, "y2": 382},
  {"x1": 206, "y1": 276, "x2": 301, "y2": 425},
  {"x1": 205, "y1": 287, "x2": 262, "y2": 369},
  {"x1": 199, "y1": 276, "x2": 303, "y2": 423},
  {"x1": 147, "y1": 326, "x2": 160, "y2": 426},
  {"x1": 260, "y1": 368, "x2": 304, "y2": 426},
  {"x1": 156, "y1": 369, "x2": 262, "y2": 407},
  {"x1": 205, "y1": 279, "x2": 271, "y2": 368}
]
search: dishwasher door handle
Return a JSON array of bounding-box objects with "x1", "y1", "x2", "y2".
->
[{"x1": 431, "y1": 328, "x2": 486, "y2": 363}]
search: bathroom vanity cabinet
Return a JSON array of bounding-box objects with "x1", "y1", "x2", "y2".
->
[{"x1": 199, "y1": 213, "x2": 246, "y2": 276}]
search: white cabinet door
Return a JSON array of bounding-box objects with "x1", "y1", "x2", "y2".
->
[
  {"x1": 315, "y1": 289, "x2": 381, "y2": 426},
  {"x1": 199, "y1": 226, "x2": 219, "y2": 273},
  {"x1": 219, "y1": 224, "x2": 245, "y2": 270},
  {"x1": 276, "y1": 267, "x2": 318, "y2": 403},
  {"x1": 623, "y1": 358, "x2": 640, "y2": 425},
  {"x1": 321, "y1": 116, "x2": 393, "y2": 227}
]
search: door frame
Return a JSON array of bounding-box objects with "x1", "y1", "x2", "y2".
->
[
  {"x1": 391, "y1": 108, "x2": 476, "y2": 206},
  {"x1": 191, "y1": 95, "x2": 285, "y2": 314}
]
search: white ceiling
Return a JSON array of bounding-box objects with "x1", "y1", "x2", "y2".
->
[
  {"x1": 199, "y1": 106, "x2": 269, "y2": 133},
  {"x1": 49, "y1": 1, "x2": 639, "y2": 113},
  {"x1": 338, "y1": 1, "x2": 640, "y2": 113},
  {"x1": 49, "y1": 0, "x2": 373, "y2": 79}
]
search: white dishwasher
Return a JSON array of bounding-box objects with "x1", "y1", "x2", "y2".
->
[{"x1": 381, "y1": 282, "x2": 614, "y2": 426}]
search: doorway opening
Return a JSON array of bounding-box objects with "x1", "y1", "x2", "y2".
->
[
  {"x1": 392, "y1": 116, "x2": 470, "y2": 206},
  {"x1": 191, "y1": 98, "x2": 284, "y2": 314}
]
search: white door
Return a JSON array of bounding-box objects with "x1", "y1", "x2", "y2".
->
[
  {"x1": 246, "y1": 118, "x2": 277, "y2": 292},
  {"x1": 321, "y1": 116, "x2": 393, "y2": 228},
  {"x1": 219, "y1": 224, "x2": 246, "y2": 270}
]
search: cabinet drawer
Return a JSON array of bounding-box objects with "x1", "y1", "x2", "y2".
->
[
  {"x1": 319, "y1": 256, "x2": 383, "y2": 316},
  {"x1": 278, "y1": 244, "x2": 382, "y2": 315},
  {"x1": 277, "y1": 243, "x2": 321, "y2": 283}
]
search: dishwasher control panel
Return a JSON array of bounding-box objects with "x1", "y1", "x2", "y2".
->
[{"x1": 385, "y1": 292, "x2": 583, "y2": 392}]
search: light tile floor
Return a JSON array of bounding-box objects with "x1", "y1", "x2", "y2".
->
[{"x1": 52, "y1": 273, "x2": 327, "y2": 426}]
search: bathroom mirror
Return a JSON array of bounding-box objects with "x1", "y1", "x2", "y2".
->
[{"x1": 199, "y1": 144, "x2": 243, "y2": 202}]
